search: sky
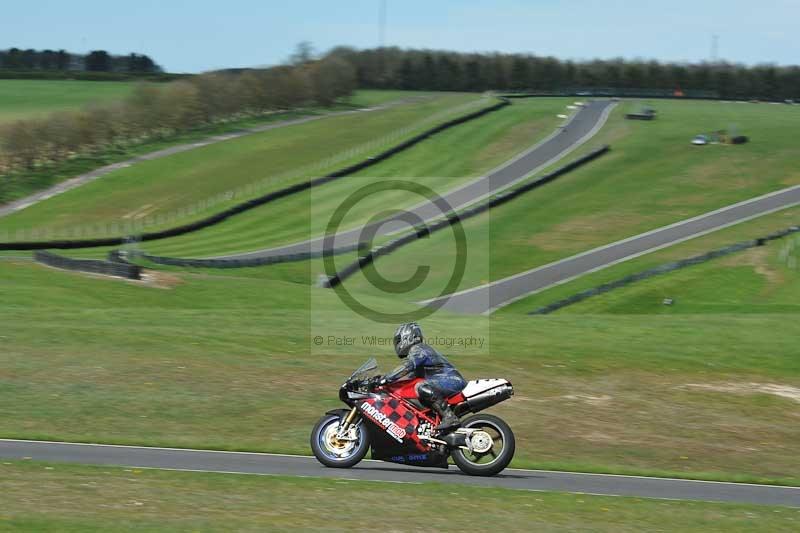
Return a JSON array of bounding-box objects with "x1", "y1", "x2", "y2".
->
[{"x1": 3, "y1": 0, "x2": 799, "y2": 72}]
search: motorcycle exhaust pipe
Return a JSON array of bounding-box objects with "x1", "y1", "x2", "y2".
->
[{"x1": 456, "y1": 385, "x2": 513, "y2": 415}]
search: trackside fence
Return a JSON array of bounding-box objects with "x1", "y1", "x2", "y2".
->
[{"x1": 0, "y1": 98, "x2": 510, "y2": 251}]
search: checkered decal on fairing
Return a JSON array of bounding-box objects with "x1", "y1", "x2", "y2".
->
[{"x1": 366, "y1": 397, "x2": 433, "y2": 452}]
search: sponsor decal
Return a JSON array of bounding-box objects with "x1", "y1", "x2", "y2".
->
[
  {"x1": 360, "y1": 401, "x2": 407, "y2": 443},
  {"x1": 391, "y1": 454, "x2": 429, "y2": 463}
]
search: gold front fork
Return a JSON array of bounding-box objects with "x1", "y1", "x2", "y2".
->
[
  {"x1": 336, "y1": 406, "x2": 359, "y2": 439},
  {"x1": 343, "y1": 406, "x2": 358, "y2": 427}
]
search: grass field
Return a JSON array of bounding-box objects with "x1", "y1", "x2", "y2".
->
[
  {"x1": 563, "y1": 237, "x2": 800, "y2": 314},
  {"x1": 0, "y1": 92, "x2": 488, "y2": 240},
  {"x1": 340, "y1": 99, "x2": 800, "y2": 303},
  {"x1": 2, "y1": 258, "x2": 799, "y2": 484},
  {"x1": 0, "y1": 89, "x2": 427, "y2": 207},
  {"x1": 131, "y1": 97, "x2": 570, "y2": 257},
  {"x1": 0, "y1": 79, "x2": 136, "y2": 123},
  {"x1": 502, "y1": 203, "x2": 800, "y2": 314},
  {"x1": 2, "y1": 94, "x2": 800, "y2": 494},
  {"x1": 4, "y1": 462, "x2": 797, "y2": 532}
]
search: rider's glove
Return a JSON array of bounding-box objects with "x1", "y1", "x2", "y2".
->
[{"x1": 367, "y1": 376, "x2": 386, "y2": 390}]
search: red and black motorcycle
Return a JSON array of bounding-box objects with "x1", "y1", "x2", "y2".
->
[{"x1": 310, "y1": 358, "x2": 515, "y2": 476}]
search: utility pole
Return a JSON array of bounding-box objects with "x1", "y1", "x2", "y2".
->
[
  {"x1": 711, "y1": 34, "x2": 719, "y2": 63},
  {"x1": 379, "y1": 0, "x2": 387, "y2": 49},
  {"x1": 378, "y1": 0, "x2": 387, "y2": 83}
]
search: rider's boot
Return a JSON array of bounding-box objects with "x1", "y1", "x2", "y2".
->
[{"x1": 432, "y1": 398, "x2": 460, "y2": 434}]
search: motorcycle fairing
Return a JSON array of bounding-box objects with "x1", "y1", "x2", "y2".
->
[
  {"x1": 382, "y1": 450, "x2": 449, "y2": 468},
  {"x1": 358, "y1": 395, "x2": 427, "y2": 449},
  {"x1": 357, "y1": 393, "x2": 441, "y2": 464}
]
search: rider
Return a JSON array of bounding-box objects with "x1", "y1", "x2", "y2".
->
[{"x1": 375, "y1": 323, "x2": 466, "y2": 433}]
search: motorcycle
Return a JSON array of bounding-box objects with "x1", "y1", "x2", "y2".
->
[{"x1": 310, "y1": 358, "x2": 515, "y2": 476}]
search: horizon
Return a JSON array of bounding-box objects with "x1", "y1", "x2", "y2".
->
[{"x1": 2, "y1": 0, "x2": 799, "y2": 73}]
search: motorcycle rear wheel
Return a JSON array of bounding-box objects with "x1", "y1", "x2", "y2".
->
[
  {"x1": 310, "y1": 412, "x2": 370, "y2": 468},
  {"x1": 451, "y1": 413, "x2": 515, "y2": 476}
]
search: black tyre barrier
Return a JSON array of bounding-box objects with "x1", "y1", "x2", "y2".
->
[
  {"x1": 0, "y1": 98, "x2": 511, "y2": 251},
  {"x1": 117, "y1": 241, "x2": 365, "y2": 269},
  {"x1": 625, "y1": 113, "x2": 656, "y2": 120},
  {"x1": 529, "y1": 225, "x2": 800, "y2": 315},
  {"x1": 323, "y1": 145, "x2": 611, "y2": 288},
  {"x1": 34, "y1": 250, "x2": 142, "y2": 280}
]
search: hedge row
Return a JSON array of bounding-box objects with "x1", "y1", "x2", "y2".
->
[
  {"x1": 0, "y1": 70, "x2": 186, "y2": 82},
  {"x1": 0, "y1": 97, "x2": 509, "y2": 251},
  {"x1": 323, "y1": 145, "x2": 610, "y2": 288},
  {"x1": 34, "y1": 250, "x2": 142, "y2": 279},
  {"x1": 529, "y1": 225, "x2": 800, "y2": 315}
]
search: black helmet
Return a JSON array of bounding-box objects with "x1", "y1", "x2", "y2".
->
[{"x1": 393, "y1": 322, "x2": 422, "y2": 358}]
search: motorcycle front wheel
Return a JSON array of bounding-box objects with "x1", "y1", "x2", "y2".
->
[
  {"x1": 310, "y1": 412, "x2": 370, "y2": 468},
  {"x1": 451, "y1": 413, "x2": 515, "y2": 476}
]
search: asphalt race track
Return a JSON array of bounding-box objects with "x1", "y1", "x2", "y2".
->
[
  {"x1": 219, "y1": 100, "x2": 616, "y2": 260},
  {"x1": 1, "y1": 439, "x2": 798, "y2": 507},
  {"x1": 423, "y1": 184, "x2": 800, "y2": 314}
]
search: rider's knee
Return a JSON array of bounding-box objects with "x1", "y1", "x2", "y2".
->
[{"x1": 415, "y1": 381, "x2": 437, "y2": 404}]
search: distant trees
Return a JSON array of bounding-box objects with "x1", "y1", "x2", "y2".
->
[
  {"x1": 310, "y1": 56, "x2": 357, "y2": 106},
  {"x1": 331, "y1": 47, "x2": 800, "y2": 101},
  {"x1": 85, "y1": 50, "x2": 112, "y2": 71},
  {"x1": 0, "y1": 54, "x2": 356, "y2": 174},
  {"x1": 125, "y1": 53, "x2": 157, "y2": 73},
  {"x1": 290, "y1": 41, "x2": 315, "y2": 66},
  {"x1": 0, "y1": 47, "x2": 161, "y2": 73}
]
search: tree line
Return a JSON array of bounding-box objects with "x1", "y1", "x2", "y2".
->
[
  {"x1": 328, "y1": 47, "x2": 800, "y2": 101},
  {"x1": 0, "y1": 47, "x2": 161, "y2": 73},
  {"x1": 0, "y1": 55, "x2": 356, "y2": 174}
]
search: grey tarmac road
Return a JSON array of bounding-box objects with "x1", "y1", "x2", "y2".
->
[
  {"x1": 1, "y1": 439, "x2": 798, "y2": 507},
  {"x1": 423, "y1": 183, "x2": 800, "y2": 314},
  {"x1": 219, "y1": 100, "x2": 617, "y2": 260}
]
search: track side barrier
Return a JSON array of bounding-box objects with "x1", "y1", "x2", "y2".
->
[
  {"x1": 1, "y1": 98, "x2": 511, "y2": 251},
  {"x1": 117, "y1": 241, "x2": 365, "y2": 269},
  {"x1": 529, "y1": 225, "x2": 800, "y2": 315},
  {"x1": 34, "y1": 250, "x2": 142, "y2": 279}
]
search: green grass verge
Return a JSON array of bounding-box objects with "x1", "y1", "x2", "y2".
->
[
  {"x1": 1, "y1": 259, "x2": 799, "y2": 484},
  {"x1": 129, "y1": 97, "x2": 569, "y2": 258},
  {"x1": 0, "y1": 108, "x2": 315, "y2": 207},
  {"x1": 0, "y1": 90, "x2": 435, "y2": 207},
  {"x1": 4, "y1": 462, "x2": 798, "y2": 532},
  {"x1": 549, "y1": 230, "x2": 800, "y2": 314},
  {"x1": 0, "y1": 92, "x2": 483, "y2": 239},
  {"x1": 0, "y1": 79, "x2": 136, "y2": 123},
  {"x1": 502, "y1": 204, "x2": 800, "y2": 314}
]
